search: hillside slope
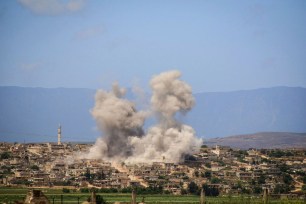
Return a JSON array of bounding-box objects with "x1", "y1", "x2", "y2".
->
[
  {"x1": 189, "y1": 87, "x2": 306, "y2": 137},
  {"x1": 206, "y1": 132, "x2": 306, "y2": 149}
]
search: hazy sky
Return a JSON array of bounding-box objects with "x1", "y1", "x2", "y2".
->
[{"x1": 1, "y1": 0, "x2": 306, "y2": 93}]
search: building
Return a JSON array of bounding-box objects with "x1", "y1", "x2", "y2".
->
[{"x1": 57, "y1": 124, "x2": 62, "y2": 145}]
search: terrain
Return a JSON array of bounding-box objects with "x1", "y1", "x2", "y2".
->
[
  {"x1": 206, "y1": 132, "x2": 306, "y2": 149},
  {"x1": 0, "y1": 188, "x2": 303, "y2": 204}
]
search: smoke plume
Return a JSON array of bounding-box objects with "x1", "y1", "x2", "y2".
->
[{"x1": 86, "y1": 70, "x2": 202, "y2": 164}]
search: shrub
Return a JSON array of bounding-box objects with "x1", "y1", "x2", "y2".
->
[
  {"x1": 62, "y1": 188, "x2": 70, "y2": 193},
  {"x1": 0, "y1": 152, "x2": 11, "y2": 160},
  {"x1": 80, "y1": 188, "x2": 89, "y2": 193},
  {"x1": 188, "y1": 181, "x2": 198, "y2": 195}
]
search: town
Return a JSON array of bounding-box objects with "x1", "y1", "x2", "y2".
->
[{"x1": 1, "y1": 140, "x2": 305, "y2": 200}]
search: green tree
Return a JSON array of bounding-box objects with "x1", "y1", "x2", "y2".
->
[
  {"x1": 31, "y1": 165, "x2": 39, "y2": 171},
  {"x1": 211, "y1": 177, "x2": 221, "y2": 184},
  {"x1": 205, "y1": 163, "x2": 211, "y2": 168},
  {"x1": 204, "y1": 171, "x2": 211, "y2": 178},
  {"x1": 62, "y1": 188, "x2": 70, "y2": 193},
  {"x1": 303, "y1": 176, "x2": 306, "y2": 184},
  {"x1": 283, "y1": 174, "x2": 293, "y2": 185},
  {"x1": 85, "y1": 168, "x2": 91, "y2": 180},
  {"x1": 285, "y1": 151, "x2": 294, "y2": 156},
  {"x1": 258, "y1": 175, "x2": 266, "y2": 184},
  {"x1": 253, "y1": 186, "x2": 262, "y2": 194},
  {"x1": 202, "y1": 184, "x2": 219, "y2": 196},
  {"x1": 279, "y1": 163, "x2": 289, "y2": 173},
  {"x1": 188, "y1": 181, "x2": 199, "y2": 195},
  {"x1": 80, "y1": 188, "x2": 89, "y2": 193},
  {"x1": 0, "y1": 152, "x2": 11, "y2": 160},
  {"x1": 241, "y1": 188, "x2": 251, "y2": 194},
  {"x1": 273, "y1": 184, "x2": 290, "y2": 194},
  {"x1": 181, "y1": 188, "x2": 188, "y2": 195}
]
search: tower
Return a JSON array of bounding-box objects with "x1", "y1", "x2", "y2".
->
[{"x1": 57, "y1": 124, "x2": 61, "y2": 145}]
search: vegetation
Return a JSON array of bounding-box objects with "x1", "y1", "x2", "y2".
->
[
  {"x1": 0, "y1": 151, "x2": 11, "y2": 160},
  {"x1": 257, "y1": 174, "x2": 266, "y2": 184},
  {"x1": 203, "y1": 171, "x2": 211, "y2": 178},
  {"x1": 0, "y1": 187, "x2": 305, "y2": 203},
  {"x1": 30, "y1": 165, "x2": 39, "y2": 171},
  {"x1": 268, "y1": 149, "x2": 294, "y2": 158},
  {"x1": 204, "y1": 163, "x2": 211, "y2": 168},
  {"x1": 210, "y1": 177, "x2": 222, "y2": 184},
  {"x1": 188, "y1": 181, "x2": 198, "y2": 194}
]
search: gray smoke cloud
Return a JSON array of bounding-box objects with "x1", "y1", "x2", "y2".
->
[
  {"x1": 150, "y1": 70, "x2": 195, "y2": 128},
  {"x1": 85, "y1": 70, "x2": 202, "y2": 164},
  {"x1": 88, "y1": 82, "x2": 146, "y2": 159}
]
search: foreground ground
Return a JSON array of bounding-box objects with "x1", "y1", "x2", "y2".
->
[{"x1": 0, "y1": 188, "x2": 305, "y2": 204}]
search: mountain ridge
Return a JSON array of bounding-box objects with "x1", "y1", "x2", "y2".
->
[
  {"x1": 0, "y1": 86, "x2": 305, "y2": 143},
  {"x1": 206, "y1": 132, "x2": 306, "y2": 149}
]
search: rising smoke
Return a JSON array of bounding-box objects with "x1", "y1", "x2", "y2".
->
[{"x1": 85, "y1": 70, "x2": 202, "y2": 164}]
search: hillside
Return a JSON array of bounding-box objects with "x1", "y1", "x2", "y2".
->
[
  {"x1": 0, "y1": 86, "x2": 306, "y2": 142},
  {"x1": 189, "y1": 86, "x2": 306, "y2": 138},
  {"x1": 206, "y1": 132, "x2": 306, "y2": 149}
]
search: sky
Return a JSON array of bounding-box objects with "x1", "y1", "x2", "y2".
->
[{"x1": 0, "y1": 0, "x2": 306, "y2": 93}]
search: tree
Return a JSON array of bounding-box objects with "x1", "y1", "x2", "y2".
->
[
  {"x1": 251, "y1": 179, "x2": 256, "y2": 185},
  {"x1": 31, "y1": 165, "x2": 39, "y2": 171},
  {"x1": 202, "y1": 184, "x2": 219, "y2": 196},
  {"x1": 188, "y1": 181, "x2": 199, "y2": 195},
  {"x1": 253, "y1": 186, "x2": 262, "y2": 194},
  {"x1": 181, "y1": 188, "x2": 188, "y2": 195},
  {"x1": 0, "y1": 152, "x2": 11, "y2": 160},
  {"x1": 85, "y1": 168, "x2": 91, "y2": 180},
  {"x1": 62, "y1": 188, "x2": 70, "y2": 193},
  {"x1": 205, "y1": 163, "x2": 211, "y2": 168},
  {"x1": 283, "y1": 174, "x2": 293, "y2": 185},
  {"x1": 258, "y1": 175, "x2": 266, "y2": 184},
  {"x1": 211, "y1": 177, "x2": 221, "y2": 184},
  {"x1": 279, "y1": 163, "x2": 289, "y2": 173},
  {"x1": 303, "y1": 176, "x2": 306, "y2": 184},
  {"x1": 80, "y1": 188, "x2": 89, "y2": 193},
  {"x1": 273, "y1": 184, "x2": 290, "y2": 194},
  {"x1": 241, "y1": 188, "x2": 251, "y2": 194},
  {"x1": 204, "y1": 171, "x2": 211, "y2": 178}
]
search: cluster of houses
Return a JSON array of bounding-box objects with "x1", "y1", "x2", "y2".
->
[{"x1": 0, "y1": 142, "x2": 305, "y2": 195}]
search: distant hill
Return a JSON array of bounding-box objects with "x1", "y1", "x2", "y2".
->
[
  {"x1": 189, "y1": 86, "x2": 306, "y2": 138},
  {"x1": 206, "y1": 132, "x2": 306, "y2": 149},
  {"x1": 0, "y1": 86, "x2": 306, "y2": 142}
]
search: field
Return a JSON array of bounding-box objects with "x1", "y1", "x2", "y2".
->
[{"x1": 0, "y1": 188, "x2": 305, "y2": 204}]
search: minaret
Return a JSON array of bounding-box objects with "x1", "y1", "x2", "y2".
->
[{"x1": 57, "y1": 124, "x2": 61, "y2": 145}]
